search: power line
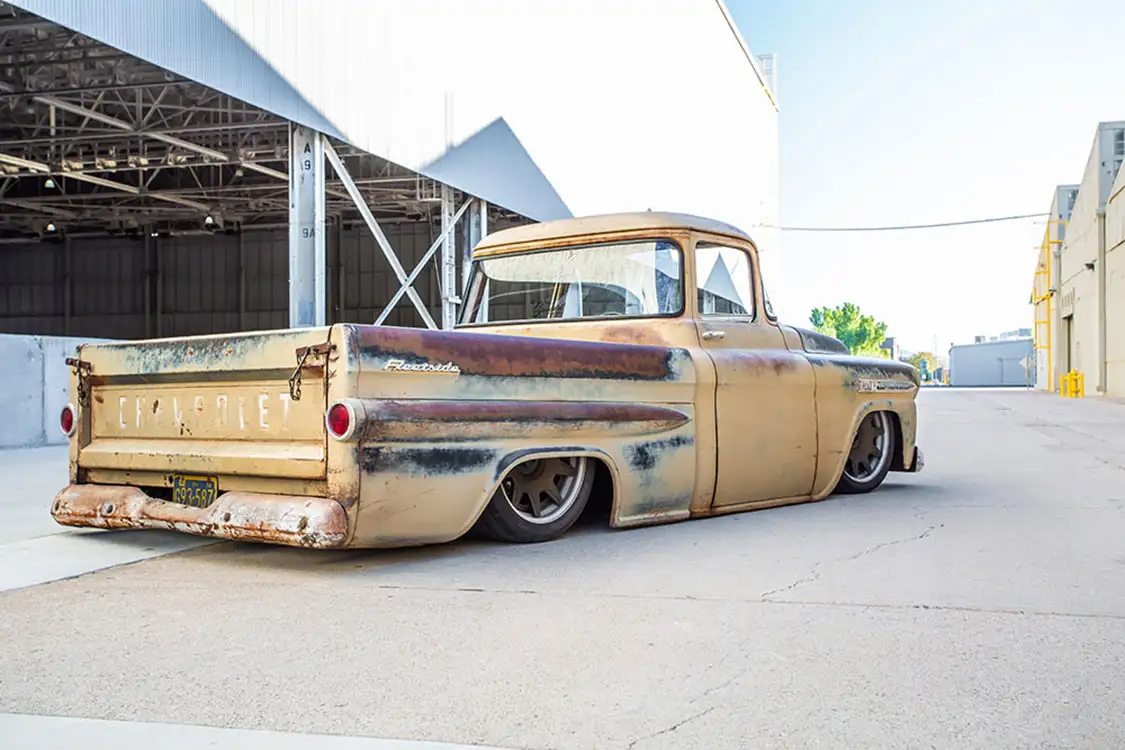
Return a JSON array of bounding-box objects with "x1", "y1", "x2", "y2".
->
[{"x1": 763, "y1": 212, "x2": 1050, "y2": 232}]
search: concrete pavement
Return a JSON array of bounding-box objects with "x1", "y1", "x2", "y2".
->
[
  {"x1": 1, "y1": 388, "x2": 1124, "y2": 748},
  {"x1": 0, "y1": 445, "x2": 215, "y2": 592}
]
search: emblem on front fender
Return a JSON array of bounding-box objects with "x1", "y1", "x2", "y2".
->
[{"x1": 854, "y1": 378, "x2": 915, "y2": 393}]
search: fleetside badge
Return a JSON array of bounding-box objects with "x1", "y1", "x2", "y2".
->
[{"x1": 382, "y1": 359, "x2": 461, "y2": 374}]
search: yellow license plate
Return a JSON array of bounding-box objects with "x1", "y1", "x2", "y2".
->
[{"x1": 171, "y1": 474, "x2": 219, "y2": 508}]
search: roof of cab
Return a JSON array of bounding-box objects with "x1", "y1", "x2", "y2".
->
[{"x1": 474, "y1": 211, "x2": 752, "y2": 254}]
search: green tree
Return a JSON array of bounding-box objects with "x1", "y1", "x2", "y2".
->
[{"x1": 809, "y1": 302, "x2": 889, "y2": 357}]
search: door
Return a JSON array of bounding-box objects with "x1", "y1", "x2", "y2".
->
[
  {"x1": 1063, "y1": 315, "x2": 1073, "y2": 373},
  {"x1": 694, "y1": 240, "x2": 818, "y2": 507}
]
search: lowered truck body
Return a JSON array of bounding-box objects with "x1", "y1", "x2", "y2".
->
[{"x1": 53, "y1": 211, "x2": 923, "y2": 549}]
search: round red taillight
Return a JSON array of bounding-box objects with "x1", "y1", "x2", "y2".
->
[
  {"x1": 326, "y1": 402, "x2": 352, "y2": 439},
  {"x1": 60, "y1": 403, "x2": 76, "y2": 437}
]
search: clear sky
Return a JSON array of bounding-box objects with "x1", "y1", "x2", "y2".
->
[{"x1": 726, "y1": 0, "x2": 1125, "y2": 356}]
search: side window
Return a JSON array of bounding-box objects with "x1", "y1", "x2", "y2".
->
[
  {"x1": 762, "y1": 281, "x2": 777, "y2": 321},
  {"x1": 695, "y1": 242, "x2": 754, "y2": 317}
]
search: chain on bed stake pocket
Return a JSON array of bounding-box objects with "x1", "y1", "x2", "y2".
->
[
  {"x1": 65, "y1": 357, "x2": 92, "y2": 407},
  {"x1": 289, "y1": 342, "x2": 335, "y2": 401}
]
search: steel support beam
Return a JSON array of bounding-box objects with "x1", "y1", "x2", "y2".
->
[
  {"x1": 374, "y1": 198, "x2": 471, "y2": 326},
  {"x1": 322, "y1": 137, "x2": 437, "y2": 329},
  {"x1": 0, "y1": 80, "x2": 286, "y2": 183},
  {"x1": 0, "y1": 198, "x2": 77, "y2": 218},
  {"x1": 287, "y1": 124, "x2": 326, "y2": 328},
  {"x1": 440, "y1": 185, "x2": 459, "y2": 329},
  {"x1": 0, "y1": 151, "x2": 210, "y2": 211},
  {"x1": 0, "y1": 82, "x2": 227, "y2": 162},
  {"x1": 238, "y1": 230, "x2": 247, "y2": 331},
  {"x1": 465, "y1": 199, "x2": 488, "y2": 294},
  {"x1": 63, "y1": 237, "x2": 72, "y2": 335}
]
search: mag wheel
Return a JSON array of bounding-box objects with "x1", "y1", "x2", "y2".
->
[
  {"x1": 475, "y1": 456, "x2": 595, "y2": 543},
  {"x1": 835, "y1": 411, "x2": 895, "y2": 495}
]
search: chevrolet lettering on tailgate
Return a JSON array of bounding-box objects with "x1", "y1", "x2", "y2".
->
[{"x1": 111, "y1": 391, "x2": 295, "y2": 434}]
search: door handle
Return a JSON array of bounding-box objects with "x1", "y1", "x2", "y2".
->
[{"x1": 702, "y1": 330, "x2": 726, "y2": 341}]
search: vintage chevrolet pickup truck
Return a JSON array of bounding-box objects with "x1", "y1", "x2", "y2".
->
[{"x1": 52, "y1": 211, "x2": 923, "y2": 549}]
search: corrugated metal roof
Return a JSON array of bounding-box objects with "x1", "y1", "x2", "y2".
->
[{"x1": 9, "y1": 0, "x2": 339, "y2": 136}]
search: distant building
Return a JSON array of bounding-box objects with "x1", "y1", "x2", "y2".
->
[
  {"x1": 880, "y1": 337, "x2": 900, "y2": 360},
  {"x1": 949, "y1": 336, "x2": 1034, "y2": 387}
]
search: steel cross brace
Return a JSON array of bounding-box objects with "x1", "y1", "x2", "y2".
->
[
  {"x1": 375, "y1": 198, "x2": 472, "y2": 326},
  {"x1": 322, "y1": 137, "x2": 437, "y2": 329}
]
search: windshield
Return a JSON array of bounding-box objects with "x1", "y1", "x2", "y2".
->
[{"x1": 458, "y1": 239, "x2": 684, "y2": 326}]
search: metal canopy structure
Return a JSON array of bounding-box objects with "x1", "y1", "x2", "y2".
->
[
  {"x1": 0, "y1": 0, "x2": 779, "y2": 339},
  {"x1": 0, "y1": 1, "x2": 524, "y2": 334},
  {"x1": 0, "y1": 4, "x2": 523, "y2": 239}
]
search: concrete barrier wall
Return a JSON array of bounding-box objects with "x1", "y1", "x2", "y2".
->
[{"x1": 0, "y1": 335, "x2": 114, "y2": 449}]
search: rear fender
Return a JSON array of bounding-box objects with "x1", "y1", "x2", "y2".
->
[{"x1": 484, "y1": 445, "x2": 622, "y2": 521}]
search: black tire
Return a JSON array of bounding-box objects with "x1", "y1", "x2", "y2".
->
[
  {"x1": 833, "y1": 411, "x2": 896, "y2": 495},
  {"x1": 475, "y1": 456, "x2": 596, "y2": 543}
]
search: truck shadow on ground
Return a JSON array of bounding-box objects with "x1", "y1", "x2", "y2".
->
[{"x1": 174, "y1": 477, "x2": 946, "y2": 579}]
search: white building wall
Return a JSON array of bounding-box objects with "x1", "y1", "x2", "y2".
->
[
  {"x1": 200, "y1": 0, "x2": 780, "y2": 246},
  {"x1": 1057, "y1": 123, "x2": 1125, "y2": 385}
]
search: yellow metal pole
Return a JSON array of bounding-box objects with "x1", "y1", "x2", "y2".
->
[{"x1": 1039, "y1": 232, "x2": 1048, "y2": 393}]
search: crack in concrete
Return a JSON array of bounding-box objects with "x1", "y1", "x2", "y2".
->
[
  {"x1": 210, "y1": 581, "x2": 1125, "y2": 621},
  {"x1": 759, "y1": 562, "x2": 821, "y2": 600},
  {"x1": 1095, "y1": 456, "x2": 1125, "y2": 472},
  {"x1": 625, "y1": 705, "x2": 717, "y2": 749},
  {"x1": 759, "y1": 523, "x2": 941, "y2": 600},
  {"x1": 699, "y1": 665, "x2": 752, "y2": 700},
  {"x1": 844, "y1": 524, "x2": 941, "y2": 562},
  {"x1": 764, "y1": 596, "x2": 1125, "y2": 620}
]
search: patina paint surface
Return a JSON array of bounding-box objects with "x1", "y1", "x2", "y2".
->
[{"x1": 52, "y1": 212, "x2": 922, "y2": 550}]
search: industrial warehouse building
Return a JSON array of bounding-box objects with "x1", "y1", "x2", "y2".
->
[
  {"x1": 0, "y1": 0, "x2": 780, "y2": 446},
  {"x1": 1031, "y1": 120, "x2": 1125, "y2": 398},
  {"x1": 949, "y1": 333, "x2": 1034, "y2": 388}
]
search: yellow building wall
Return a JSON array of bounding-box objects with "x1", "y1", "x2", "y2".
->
[
  {"x1": 1032, "y1": 242, "x2": 1054, "y2": 389},
  {"x1": 1106, "y1": 168, "x2": 1125, "y2": 397},
  {"x1": 1031, "y1": 187, "x2": 1075, "y2": 392},
  {"x1": 1058, "y1": 147, "x2": 1103, "y2": 386}
]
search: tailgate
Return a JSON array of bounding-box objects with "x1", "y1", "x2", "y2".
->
[{"x1": 74, "y1": 327, "x2": 335, "y2": 481}]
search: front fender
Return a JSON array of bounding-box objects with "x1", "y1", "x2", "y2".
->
[
  {"x1": 807, "y1": 354, "x2": 920, "y2": 499},
  {"x1": 811, "y1": 397, "x2": 918, "y2": 500}
]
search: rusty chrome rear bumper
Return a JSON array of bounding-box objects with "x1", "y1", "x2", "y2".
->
[{"x1": 51, "y1": 484, "x2": 349, "y2": 548}]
